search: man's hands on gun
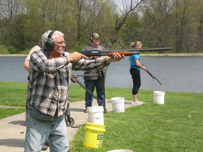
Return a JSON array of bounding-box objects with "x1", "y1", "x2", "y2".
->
[
  {"x1": 68, "y1": 52, "x2": 124, "y2": 63},
  {"x1": 68, "y1": 52, "x2": 88, "y2": 63},
  {"x1": 106, "y1": 52, "x2": 125, "y2": 63}
]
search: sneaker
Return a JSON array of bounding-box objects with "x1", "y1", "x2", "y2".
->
[
  {"x1": 131, "y1": 100, "x2": 136, "y2": 104},
  {"x1": 135, "y1": 100, "x2": 142, "y2": 105},
  {"x1": 84, "y1": 107, "x2": 87, "y2": 113},
  {"x1": 41, "y1": 145, "x2": 48, "y2": 151},
  {"x1": 131, "y1": 100, "x2": 142, "y2": 105}
]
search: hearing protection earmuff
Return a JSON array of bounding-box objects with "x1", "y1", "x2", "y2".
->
[
  {"x1": 45, "y1": 30, "x2": 55, "y2": 51},
  {"x1": 90, "y1": 33, "x2": 93, "y2": 42}
]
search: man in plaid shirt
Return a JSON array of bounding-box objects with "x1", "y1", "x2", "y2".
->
[{"x1": 24, "y1": 30, "x2": 124, "y2": 152}]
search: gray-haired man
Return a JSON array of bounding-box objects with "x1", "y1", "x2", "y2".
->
[{"x1": 24, "y1": 30, "x2": 124, "y2": 152}]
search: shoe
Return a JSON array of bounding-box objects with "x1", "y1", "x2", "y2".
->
[
  {"x1": 84, "y1": 107, "x2": 87, "y2": 113},
  {"x1": 44, "y1": 141, "x2": 49, "y2": 147},
  {"x1": 103, "y1": 107, "x2": 107, "y2": 114},
  {"x1": 131, "y1": 100, "x2": 142, "y2": 105},
  {"x1": 68, "y1": 150, "x2": 72, "y2": 152},
  {"x1": 131, "y1": 100, "x2": 136, "y2": 104},
  {"x1": 41, "y1": 145, "x2": 48, "y2": 151}
]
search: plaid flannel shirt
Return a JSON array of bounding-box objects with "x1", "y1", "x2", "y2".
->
[{"x1": 27, "y1": 49, "x2": 109, "y2": 117}]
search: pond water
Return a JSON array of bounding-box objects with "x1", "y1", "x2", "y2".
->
[{"x1": 0, "y1": 56, "x2": 202, "y2": 93}]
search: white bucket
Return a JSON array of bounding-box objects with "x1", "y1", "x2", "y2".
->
[
  {"x1": 111, "y1": 97, "x2": 125, "y2": 113},
  {"x1": 107, "y1": 149, "x2": 133, "y2": 152},
  {"x1": 87, "y1": 106, "x2": 104, "y2": 125},
  {"x1": 154, "y1": 91, "x2": 165, "y2": 104}
]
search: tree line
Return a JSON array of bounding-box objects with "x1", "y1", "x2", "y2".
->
[{"x1": 0, "y1": 0, "x2": 202, "y2": 54}]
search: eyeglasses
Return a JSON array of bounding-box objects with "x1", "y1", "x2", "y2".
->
[{"x1": 55, "y1": 41, "x2": 66, "y2": 45}]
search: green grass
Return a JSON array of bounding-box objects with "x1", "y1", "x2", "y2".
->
[
  {"x1": 0, "y1": 81, "x2": 27, "y2": 106},
  {"x1": 0, "y1": 108, "x2": 26, "y2": 119},
  {"x1": 1, "y1": 81, "x2": 203, "y2": 151},
  {"x1": 70, "y1": 92, "x2": 203, "y2": 152}
]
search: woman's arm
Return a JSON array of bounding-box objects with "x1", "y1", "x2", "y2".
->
[{"x1": 135, "y1": 59, "x2": 147, "y2": 71}]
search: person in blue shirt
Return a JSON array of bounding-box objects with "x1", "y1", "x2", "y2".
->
[{"x1": 130, "y1": 41, "x2": 147, "y2": 104}]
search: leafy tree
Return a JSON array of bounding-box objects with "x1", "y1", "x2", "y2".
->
[
  {"x1": 118, "y1": 11, "x2": 142, "y2": 48},
  {"x1": 1, "y1": 0, "x2": 203, "y2": 53},
  {"x1": 140, "y1": 0, "x2": 174, "y2": 50},
  {"x1": 174, "y1": 0, "x2": 200, "y2": 52},
  {"x1": 192, "y1": 0, "x2": 203, "y2": 52},
  {"x1": 7, "y1": 46, "x2": 17, "y2": 54},
  {"x1": 23, "y1": 0, "x2": 77, "y2": 51}
]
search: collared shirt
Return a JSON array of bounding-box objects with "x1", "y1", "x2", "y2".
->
[{"x1": 27, "y1": 49, "x2": 109, "y2": 117}]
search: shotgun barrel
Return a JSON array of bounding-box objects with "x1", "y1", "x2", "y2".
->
[
  {"x1": 71, "y1": 75, "x2": 102, "y2": 103},
  {"x1": 81, "y1": 47, "x2": 172, "y2": 57},
  {"x1": 142, "y1": 64, "x2": 162, "y2": 85}
]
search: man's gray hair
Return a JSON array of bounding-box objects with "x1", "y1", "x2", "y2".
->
[{"x1": 41, "y1": 30, "x2": 64, "y2": 49}]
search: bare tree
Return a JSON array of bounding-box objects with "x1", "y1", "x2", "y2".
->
[
  {"x1": 82, "y1": 0, "x2": 144, "y2": 49},
  {"x1": 106, "y1": 0, "x2": 144, "y2": 49},
  {"x1": 73, "y1": 0, "x2": 115, "y2": 47},
  {"x1": 74, "y1": 0, "x2": 95, "y2": 45},
  {"x1": 0, "y1": 0, "x2": 24, "y2": 21},
  {"x1": 0, "y1": 0, "x2": 25, "y2": 47}
]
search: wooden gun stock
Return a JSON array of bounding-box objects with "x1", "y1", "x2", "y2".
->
[
  {"x1": 107, "y1": 51, "x2": 138, "y2": 56},
  {"x1": 71, "y1": 75, "x2": 77, "y2": 83}
]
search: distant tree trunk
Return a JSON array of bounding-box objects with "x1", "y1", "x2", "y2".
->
[
  {"x1": 197, "y1": 3, "x2": 203, "y2": 52},
  {"x1": 175, "y1": 0, "x2": 180, "y2": 52},
  {"x1": 198, "y1": 16, "x2": 203, "y2": 52},
  {"x1": 106, "y1": 17, "x2": 121, "y2": 49}
]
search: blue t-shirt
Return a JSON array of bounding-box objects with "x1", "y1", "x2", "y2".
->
[{"x1": 130, "y1": 51, "x2": 141, "y2": 70}]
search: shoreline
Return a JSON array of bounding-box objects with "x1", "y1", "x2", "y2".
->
[
  {"x1": 0, "y1": 53, "x2": 203, "y2": 57},
  {"x1": 140, "y1": 53, "x2": 203, "y2": 56}
]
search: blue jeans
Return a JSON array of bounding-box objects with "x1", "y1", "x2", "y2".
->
[
  {"x1": 84, "y1": 78, "x2": 105, "y2": 107},
  {"x1": 24, "y1": 112, "x2": 68, "y2": 152}
]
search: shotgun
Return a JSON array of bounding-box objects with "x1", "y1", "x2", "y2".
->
[
  {"x1": 80, "y1": 47, "x2": 172, "y2": 57},
  {"x1": 75, "y1": 74, "x2": 99, "y2": 77},
  {"x1": 71, "y1": 75, "x2": 102, "y2": 104},
  {"x1": 142, "y1": 64, "x2": 162, "y2": 85},
  {"x1": 100, "y1": 69, "x2": 106, "y2": 111}
]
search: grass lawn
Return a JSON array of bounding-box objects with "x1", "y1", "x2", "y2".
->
[
  {"x1": 0, "y1": 81, "x2": 203, "y2": 151},
  {"x1": 70, "y1": 92, "x2": 203, "y2": 152}
]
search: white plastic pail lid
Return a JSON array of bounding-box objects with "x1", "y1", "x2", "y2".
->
[
  {"x1": 111, "y1": 97, "x2": 124, "y2": 102},
  {"x1": 87, "y1": 106, "x2": 104, "y2": 113},
  {"x1": 153, "y1": 91, "x2": 165, "y2": 96},
  {"x1": 107, "y1": 149, "x2": 133, "y2": 152}
]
